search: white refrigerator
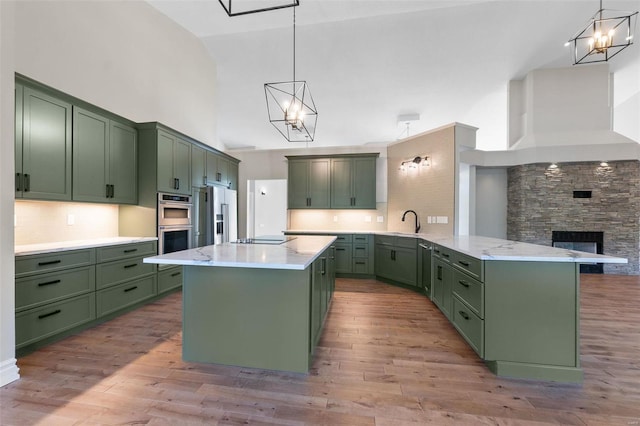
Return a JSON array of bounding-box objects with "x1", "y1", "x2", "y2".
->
[{"x1": 192, "y1": 186, "x2": 237, "y2": 247}]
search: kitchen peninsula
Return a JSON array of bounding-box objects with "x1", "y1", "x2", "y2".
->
[{"x1": 144, "y1": 235, "x2": 336, "y2": 373}]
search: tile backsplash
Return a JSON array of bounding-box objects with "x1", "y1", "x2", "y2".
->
[{"x1": 15, "y1": 200, "x2": 119, "y2": 245}]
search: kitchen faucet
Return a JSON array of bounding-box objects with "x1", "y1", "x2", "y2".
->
[{"x1": 401, "y1": 210, "x2": 421, "y2": 233}]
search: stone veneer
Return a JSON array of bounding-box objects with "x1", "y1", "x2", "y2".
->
[{"x1": 507, "y1": 161, "x2": 639, "y2": 274}]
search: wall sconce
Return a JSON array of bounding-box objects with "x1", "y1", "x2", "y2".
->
[{"x1": 399, "y1": 156, "x2": 429, "y2": 171}]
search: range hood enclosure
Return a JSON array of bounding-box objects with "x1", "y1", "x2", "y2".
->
[{"x1": 508, "y1": 64, "x2": 636, "y2": 150}]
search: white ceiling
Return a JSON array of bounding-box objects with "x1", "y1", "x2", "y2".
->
[{"x1": 147, "y1": 0, "x2": 640, "y2": 151}]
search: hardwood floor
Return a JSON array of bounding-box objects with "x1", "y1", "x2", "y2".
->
[{"x1": 1, "y1": 275, "x2": 640, "y2": 425}]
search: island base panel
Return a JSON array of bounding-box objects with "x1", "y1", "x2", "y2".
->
[
  {"x1": 486, "y1": 360, "x2": 583, "y2": 383},
  {"x1": 182, "y1": 266, "x2": 312, "y2": 373}
]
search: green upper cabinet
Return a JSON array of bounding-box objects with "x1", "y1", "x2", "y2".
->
[
  {"x1": 287, "y1": 158, "x2": 331, "y2": 209},
  {"x1": 205, "y1": 152, "x2": 230, "y2": 188},
  {"x1": 287, "y1": 154, "x2": 377, "y2": 210},
  {"x1": 157, "y1": 129, "x2": 191, "y2": 195},
  {"x1": 228, "y1": 161, "x2": 239, "y2": 191},
  {"x1": 192, "y1": 144, "x2": 206, "y2": 188},
  {"x1": 16, "y1": 85, "x2": 72, "y2": 201},
  {"x1": 72, "y1": 107, "x2": 137, "y2": 204}
]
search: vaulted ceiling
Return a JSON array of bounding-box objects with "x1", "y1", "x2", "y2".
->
[{"x1": 148, "y1": 0, "x2": 640, "y2": 151}]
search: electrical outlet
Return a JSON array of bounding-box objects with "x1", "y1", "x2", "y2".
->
[
  {"x1": 67, "y1": 214, "x2": 75, "y2": 225},
  {"x1": 333, "y1": 215, "x2": 338, "y2": 222},
  {"x1": 364, "y1": 216, "x2": 371, "y2": 222},
  {"x1": 377, "y1": 216, "x2": 384, "y2": 223}
]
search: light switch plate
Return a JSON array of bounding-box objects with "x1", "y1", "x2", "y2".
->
[
  {"x1": 364, "y1": 216, "x2": 371, "y2": 222},
  {"x1": 67, "y1": 214, "x2": 75, "y2": 225},
  {"x1": 377, "y1": 216, "x2": 384, "y2": 223}
]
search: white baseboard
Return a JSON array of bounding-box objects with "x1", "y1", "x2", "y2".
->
[{"x1": 0, "y1": 357, "x2": 20, "y2": 387}]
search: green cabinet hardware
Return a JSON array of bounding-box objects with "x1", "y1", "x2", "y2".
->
[
  {"x1": 72, "y1": 107, "x2": 137, "y2": 204},
  {"x1": 287, "y1": 158, "x2": 331, "y2": 209},
  {"x1": 15, "y1": 84, "x2": 72, "y2": 201}
]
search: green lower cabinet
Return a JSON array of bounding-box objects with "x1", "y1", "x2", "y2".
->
[
  {"x1": 375, "y1": 236, "x2": 418, "y2": 287},
  {"x1": 158, "y1": 266, "x2": 183, "y2": 294},
  {"x1": 333, "y1": 243, "x2": 352, "y2": 274},
  {"x1": 15, "y1": 293, "x2": 96, "y2": 349},
  {"x1": 452, "y1": 296, "x2": 484, "y2": 357},
  {"x1": 432, "y1": 258, "x2": 453, "y2": 319},
  {"x1": 96, "y1": 275, "x2": 157, "y2": 318},
  {"x1": 15, "y1": 266, "x2": 96, "y2": 312}
]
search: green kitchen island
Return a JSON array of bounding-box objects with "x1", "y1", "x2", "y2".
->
[{"x1": 144, "y1": 236, "x2": 336, "y2": 373}]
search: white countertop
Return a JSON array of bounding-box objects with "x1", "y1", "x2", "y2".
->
[
  {"x1": 15, "y1": 237, "x2": 158, "y2": 256},
  {"x1": 143, "y1": 235, "x2": 337, "y2": 270},
  {"x1": 286, "y1": 230, "x2": 627, "y2": 264}
]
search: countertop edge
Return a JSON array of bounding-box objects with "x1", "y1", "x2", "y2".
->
[{"x1": 15, "y1": 237, "x2": 159, "y2": 257}]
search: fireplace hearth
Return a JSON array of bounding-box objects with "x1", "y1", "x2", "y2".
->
[{"x1": 552, "y1": 231, "x2": 603, "y2": 274}]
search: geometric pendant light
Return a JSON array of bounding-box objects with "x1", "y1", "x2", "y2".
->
[
  {"x1": 264, "y1": 5, "x2": 318, "y2": 142},
  {"x1": 566, "y1": 0, "x2": 638, "y2": 65},
  {"x1": 218, "y1": 0, "x2": 299, "y2": 17}
]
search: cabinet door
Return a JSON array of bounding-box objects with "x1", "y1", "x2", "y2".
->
[
  {"x1": 20, "y1": 87, "x2": 72, "y2": 200},
  {"x1": 228, "y1": 161, "x2": 239, "y2": 191},
  {"x1": 310, "y1": 257, "x2": 323, "y2": 350},
  {"x1": 109, "y1": 121, "x2": 137, "y2": 204},
  {"x1": 192, "y1": 145, "x2": 206, "y2": 187},
  {"x1": 333, "y1": 242, "x2": 352, "y2": 274},
  {"x1": 288, "y1": 160, "x2": 310, "y2": 208},
  {"x1": 374, "y1": 245, "x2": 394, "y2": 280},
  {"x1": 216, "y1": 156, "x2": 229, "y2": 186},
  {"x1": 157, "y1": 129, "x2": 177, "y2": 193},
  {"x1": 174, "y1": 137, "x2": 192, "y2": 194},
  {"x1": 72, "y1": 107, "x2": 109, "y2": 202},
  {"x1": 433, "y1": 259, "x2": 453, "y2": 319},
  {"x1": 330, "y1": 158, "x2": 353, "y2": 208},
  {"x1": 15, "y1": 84, "x2": 23, "y2": 198},
  {"x1": 352, "y1": 156, "x2": 376, "y2": 208},
  {"x1": 393, "y1": 247, "x2": 417, "y2": 286},
  {"x1": 308, "y1": 159, "x2": 330, "y2": 208}
]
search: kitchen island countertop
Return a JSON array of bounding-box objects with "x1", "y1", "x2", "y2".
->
[
  {"x1": 284, "y1": 230, "x2": 627, "y2": 264},
  {"x1": 144, "y1": 235, "x2": 337, "y2": 270}
]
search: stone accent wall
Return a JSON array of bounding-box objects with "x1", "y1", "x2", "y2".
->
[{"x1": 507, "y1": 161, "x2": 640, "y2": 274}]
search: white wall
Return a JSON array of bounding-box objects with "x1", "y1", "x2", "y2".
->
[
  {"x1": 0, "y1": 1, "x2": 20, "y2": 387},
  {"x1": 0, "y1": 0, "x2": 218, "y2": 386},
  {"x1": 475, "y1": 167, "x2": 508, "y2": 239}
]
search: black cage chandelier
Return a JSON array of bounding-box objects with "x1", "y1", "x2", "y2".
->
[
  {"x1": 218, "y1": 0, "x2": 299, "y2": 17},
  {"x1": 566, "y1": 0, "x2": 638, "y2": 65},
  {"x1": 264, "y1": 5, "x2": 318, "y2": 142}
]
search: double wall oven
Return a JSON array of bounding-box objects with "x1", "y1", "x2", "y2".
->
[{"x1": 157, "y1": 192, "x2": 193, "y2": 256}]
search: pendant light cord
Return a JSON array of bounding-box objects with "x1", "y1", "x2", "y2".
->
[{"x1": 293, "y1": 5, "x2": 296, "y2": 83}]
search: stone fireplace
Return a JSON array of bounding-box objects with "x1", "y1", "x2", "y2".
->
[{"x1": 507, "y1": 161, "x2": 639, "y2": 275}]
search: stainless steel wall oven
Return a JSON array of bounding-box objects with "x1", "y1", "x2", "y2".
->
[{"x1": 157, "y1": 192, "x2": 193, "y2": 255}]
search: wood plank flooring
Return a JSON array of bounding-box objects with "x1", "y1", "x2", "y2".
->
[{"x1": 1, "y1": 275, "x2": 640, "y2": 425}]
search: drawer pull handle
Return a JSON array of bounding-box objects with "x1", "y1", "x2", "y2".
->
[
  {"x1": 458, "y1": 280, "x2": 470, "y2": 288},
  {"x1": 171, "y1": 272, "x2": 181, "y2": 277},
  {"x1": 442, "y1": 253, "x2": 450, "y2": 258},
  {"x1": 355, "y1": 261, "x2": 366, "y2": 265},
  {"x1": 124, "y1": 248, "x2": 138, "y2": 253},
  {"x1": 38, "y1": 260, "x2": 61, "y2": 266},
  {"x1": 336, "y1": 248, "x2": 346, "y2": 251},
  {"x1": 124, "y1": 264, "x2": 138, "y2": 269},
  {"x1": 458, "y1": 311, "x2": 470, "y2": 320},
  {"x1": 39, "y1": 309, "x2": 61, "y2": 319},
  {"x1": 124, "y1": 286, "x2": 138, "y2": 293},
  {"x1": 458, "y1": 260, "x2": 470, "y2": 267},
  {"x1": 38, "y1": 279, "x2": 61, "y2": 287}
]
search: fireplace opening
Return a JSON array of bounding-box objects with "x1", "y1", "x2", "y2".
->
[{"x1": 552, "y1": 231, "x2": 603, "y2": 274}]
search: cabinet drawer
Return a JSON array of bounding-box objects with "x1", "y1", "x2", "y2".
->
[
  {"x1": 15, "y1": 293, "x2": 96, "y2": 348},
  {"x1": 352, "y1": 234, "x2": 370, "y2": 244},
  {"x1": 96, "y1": 241, "x2": 157, "y2": 263},
  {"x1": 352, "y1": 258, "x2": 369, "y2": 274},
  {"x1": 334, "y1": 234, "x2": 353, "y2": 243},
  {"x1": 16, "y1": 266, "x2": 96, "y2": 312},
  {"x1": 452, "y1": 269, "x2": 484, "y2": 318},
  {"x1": 15, "y1": 249, "x2": 95, "y2": 278},
  {"x1": 452, "y1": 252, "x2": 483, "y2": 281},
  {"x1": 375, "y1": 235, "x2": 394, "y2": 246},
  {"x1": 432, "y1": 244, "x2": 453, "y2": 262},
  {"x1": 96, "y1": 256, "x2": 155, "y2": 290},
  {"x1": 452, "y1": 296, "x2": 484, "y2": 357},
  {"x1": 96, "y1": 275, "x2": 156, "y2": 317},
  {"x1": 158, "y1": 266, "x2": 183, "y2": 294},
  {"x1": 395, "y1": 237, "x2": 416, "y2": 249},
  {"x1": 352, "y1": 244, "x2": 369, "y2": 258}
]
